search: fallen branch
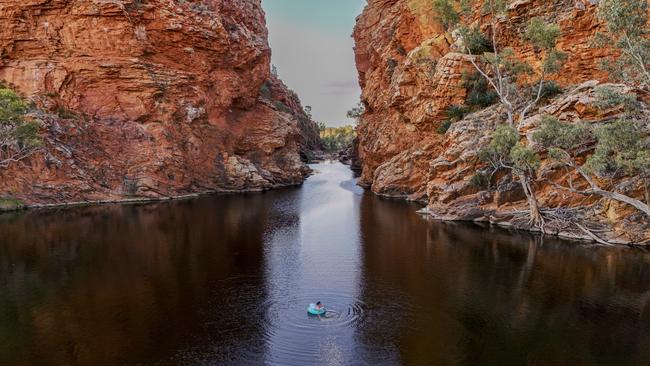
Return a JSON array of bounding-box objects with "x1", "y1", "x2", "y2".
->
[{"x1": 575, "y1": 223, "x2": 615, "y2": 246}]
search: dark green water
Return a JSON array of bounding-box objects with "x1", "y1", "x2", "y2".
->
[{"x1": 1, "y1": 163, "x2": 650, "y2": 365}]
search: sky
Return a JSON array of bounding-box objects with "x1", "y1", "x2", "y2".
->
[{"x1": 262, "y1": 0, "x2": 366, "y2": 127}]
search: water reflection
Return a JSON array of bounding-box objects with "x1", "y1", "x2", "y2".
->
[
  {"x1": 0, "y1": 196, "x2": 273, "y2": 365},
  {"x1": 358, "y1": 194, "x2": 650, "y2": 365},
  {"x1": 0, "y1": 163, "x2": 649, "y2": 365}
]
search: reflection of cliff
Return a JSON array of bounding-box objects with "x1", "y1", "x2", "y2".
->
[
  {"x1": 0, "y1": 194, "x2": 287, "y2": 365},
  {"x1": 357, "y1": 193, "x2": 650, "y2": 364},
  {"x1": 0, "y1": 0, "x2": 320, "y2": 206}
]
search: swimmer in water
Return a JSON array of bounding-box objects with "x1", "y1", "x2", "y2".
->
[{"x1": 315, "y1": 301, "x2": 325, "y2": 320}]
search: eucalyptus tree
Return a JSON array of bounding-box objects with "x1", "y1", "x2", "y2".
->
[
  {"x1": 460, "y1": 0, "x2": 565, "y2": 126},
  {"x1": 534, "y1": 115, "x2": 650, "y2": 217},
  {"x1": 479, "y1": 124, "x2": 545, "y2": 230},
  {"x1": 596, "y1": 0, "x2": 650, "y2": 90}
]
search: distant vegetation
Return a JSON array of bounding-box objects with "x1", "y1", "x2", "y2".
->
[
  {"x1": 313, "y1": 103, "x2": 364, "y2": 153},
  {"x1": 319, "y1": 125, "x2": 356, "y2": 153}
]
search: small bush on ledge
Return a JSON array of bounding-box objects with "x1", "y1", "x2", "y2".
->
[
  {"x1": 437, "y1": 120, "x2": 453, "y2": 134},
  {"x1": 0, "y1": 88, "x2": 42, "y2": 168},
  {"x1": 539, "y1": 81, "x2": 563, "y2": 102},
  {"x1": 459, "y1": 26, "x2": 493, "y2": 55}
]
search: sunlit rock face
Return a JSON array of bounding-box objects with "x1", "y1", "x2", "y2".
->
[
  {"x1": 353, "y1": 0, "x2": 649, "y2": 243},
  {"x1": 0, "y1": 0, "x2": 320, "y2": 204}
]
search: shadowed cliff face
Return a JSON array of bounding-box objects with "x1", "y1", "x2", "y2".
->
[
  {"x1": 0, "y1": 0, "x2": 320, "y2": 204},
  {"x1": 352, "y1": 0, "x2": 649, "y2": 243}
]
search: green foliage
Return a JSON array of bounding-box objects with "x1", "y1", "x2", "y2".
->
[
  {"x1": 542, "y1": 50, "x2": 568, "y2": 74},
  {"x1": 480, "y1": 124, "x2": 541, "y2": 174},
  {"x1": 15, "y1": 120, "x2": 41, "y2": 148},
  {"x1": 446, "y1": 104, "x2": 469, "y2": 122},
  {"x1": 469, "y1": 171, "x2": 489, "y2": 187},
  {"x1": 56, "y1": 106, "x2": 79, "y2": 120},
  {"x1": 459, "y1": 26, "x2": 493, "y2": 55},
  {"x1": 481, "y1": 0, "x2": 507, "y2": 16},
  {"x1": 460, "y1": 0, "x2": 473, "y2": 14},
  {"x1": 0, "y1": 88, "x2": 41, "y2": 157},
  {"x1": 592, "y1": 85, "x2": 639, "y2": 112},
  {"x1": 483, "y1": 47, "x2": 532, "y2": 77},
  {"x1": 384, "y1": 57, "x2": 399, "y2": 76},
  {"x1": 479, "y1": 124, "x2": 519, "y2": 162},
  {"x1": 533, "y1": 115, "x2": 592, "y2": 151},
  {"x1": 273, "y1": 101, "x2": 292, "y2": 114},
  {"x1": 467, "y1": 2, "x2": 563, "y2": 126},
  {"x1": 259, "y1": 81, "x2": 272, "y2": 100},
  {"x1": 462, "y1": 71, "x2": 498, "y2": 109},
  {"x1": 523, "y1": 18, "x2": 565, "y2": 73},
  {"x1": 598, "y1": 0, "x2": 648, "y2": 38},
  {"x1": 491, "y1": 124, "x2": 519, "y2": 155},
  {"x1": 587, "y1": 119, "x2": 650, "y2": 176},
  {"x1": 510, "y1": 143, "x2": 540, "y2": 173},
  {"x1": 547, "y1": 147, "x2": 570, "y2": 163},
  {"x1": 432, "y1": 0, "x2": 460, "y2": 30},
  {"x1": 0, "y1": 197, "x2": 24, "y2": 211},
  {"x1": 523, "y1": 18, "x2": 561, "y2": 51},
  {"x1": 596, "y1": 0, "x2": 650, "y2": 88},
  {"x1": 539, "y1": 81, "x2": 563, "y2": 101},
  {"x1": 320, "y1": 125, "x2": 356, "y2": 153},
  {"x1": 437, "y1": 120, "x2": 453, "y2": 134},
  {"x1": 0, "y1": 88, "x2": 26, "y2": 123},
  {"x1": 346, "y1": 102, "x2": 365, "y2": 123}
]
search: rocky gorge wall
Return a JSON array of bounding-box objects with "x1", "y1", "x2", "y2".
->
[
  {"x1": 353, "y1": 0, "x2": 650, "y2": 244},
  {"x1": 0, "y1": 0, "x2": 320, "y2": 206}
]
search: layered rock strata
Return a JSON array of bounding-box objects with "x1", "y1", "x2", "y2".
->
[
  {"x1": 353, "y1": 0, "x2": 649, "y2": 243},
  {"x1": 0, "y1": 0, "x2": 320, "y2": 205}
]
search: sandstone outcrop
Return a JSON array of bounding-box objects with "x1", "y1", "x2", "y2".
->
[
  {"x1": 0, "y1": 0, "x2": 320, "y2": 206},
  {"x1": 353, "y1": 0, "x2": 649, "y2": 243}
]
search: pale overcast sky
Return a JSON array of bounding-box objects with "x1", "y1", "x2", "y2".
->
[{"x1": 262, "y1": 0, "x2": 366, "y2": 127}]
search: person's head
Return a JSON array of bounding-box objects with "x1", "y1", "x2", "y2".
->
[{"x1": 316, "y1": 301, "x2": 322, "y2": 306}]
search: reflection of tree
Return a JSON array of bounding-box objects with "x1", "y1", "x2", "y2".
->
[
  {"x1": 0, "y1": 191, "x2": 298, "y2": 365},
  {"x1": 357, "y1": 193, "x2": 650, "y2": 365}
]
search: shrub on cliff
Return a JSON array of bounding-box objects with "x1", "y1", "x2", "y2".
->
[
  {"x1": 462, "y1": 71, "x2": 498, "y2": 109},
  {"x1": 437, "y1": 120, "x2": 453, "y2": 134},
  {"x1": 0, "y1": 88, "x2": 41, "y2": 167},
  {"x1": 459, "y1": 26, "x2": 493, "y2": 55},
  {"x1": 593, "y1": 85, "x2": 640, "y2": 113},
  {"x1": 437, "y1": 105, "x2": 469, "y2": 134},
  {"x1": 534, "y1": 116, "x2": 650, "y2": 219},
  {"x1": 539, "y1": 81, "x2": 563, "y2": 102},
  {"x1": 596, "y1": 0, "x2": 649, "y2": 90},
  {"x1": 432, "y1": 0, "x2": 460, "y2": 31}
]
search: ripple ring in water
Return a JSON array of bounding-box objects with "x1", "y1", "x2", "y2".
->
[{"x1": 258, "y1": 291, "x2": 368, "y2": 363}]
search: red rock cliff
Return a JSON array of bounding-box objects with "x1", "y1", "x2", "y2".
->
[
  {"x1": 353, "y1": 0, "x2": 649, "y2": 243},
  {"x1": 0, "y1": 0, "x2": 320, "y2": 204}
]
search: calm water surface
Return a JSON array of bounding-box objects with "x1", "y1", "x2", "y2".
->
[{"x1": 1, "y1": 163, "x2": 650, "y2": 365}]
